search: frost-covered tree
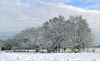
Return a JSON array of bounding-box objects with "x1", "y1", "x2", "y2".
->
[
  {"x1": 29, "y1": 27, "x2": 45, "y2": 52},
  {"x1": 5, "y1": 39, "x2": 14, "y2": 50},
  {"x1": 43, "y1": 15, "x2": 69, "y2": 52},
  {"x1": 12, "y1": 27, "x2": 36, "y2": 49},
  {"x1": 0, "y1": 40, "x2": 4, "y2": 50},
  {"x1": 43, "y1": 15, "x2": 93, "y2": 52},
  {"x1": 67, "y1": 16, "x2": 93, "y2": 51},
  {"x1": 0, "y1": 39, "x2": 13, "y2": 50},
  {"x1": 11, "y1": 15, "x2": 93, "y2": 53},
  {"x1": 13, "y1": 27, "x2": 45, "y2": 52}
]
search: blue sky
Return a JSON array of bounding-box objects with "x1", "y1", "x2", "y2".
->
[
  {"x1": 20, "y1": 0, "x2": 100, "y2": 10},
  {"x1": 0, "y1": 0, "x2": 100, "y2": 45},
  {"x1": 64, "y1": 1, "x2": 100, "y2": 10}
]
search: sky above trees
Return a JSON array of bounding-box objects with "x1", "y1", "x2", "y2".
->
[{"x1": 0, "y1": 0, "x2": 100, "y2": 45}]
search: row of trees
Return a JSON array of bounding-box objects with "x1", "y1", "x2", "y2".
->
[
  {"x1": 0, "y1": 39, "x2": 13, "y2": 51},
  {"x1": 0, "y1": 15, "x2": 93, "y2": 52}
]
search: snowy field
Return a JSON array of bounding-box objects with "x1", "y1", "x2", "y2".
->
[{"x1": 0, "y1": 52, "x2": 100, "y2": 61}]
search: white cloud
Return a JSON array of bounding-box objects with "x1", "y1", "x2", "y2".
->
[{"x1": 0, "y1": 0, "x2": 100, "y2": 45}]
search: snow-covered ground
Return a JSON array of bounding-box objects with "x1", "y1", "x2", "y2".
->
[{"x1": 0, "y1": 52, "x2": 100, "y2": 61}]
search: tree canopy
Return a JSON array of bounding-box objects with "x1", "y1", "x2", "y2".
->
[{"x1": 0, "y1": 15, "x2": 93, "y2": 52}]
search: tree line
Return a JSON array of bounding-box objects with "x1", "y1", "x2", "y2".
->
[{"x1": 0, "y1": 15, "x2": 93, "y2": 53}]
